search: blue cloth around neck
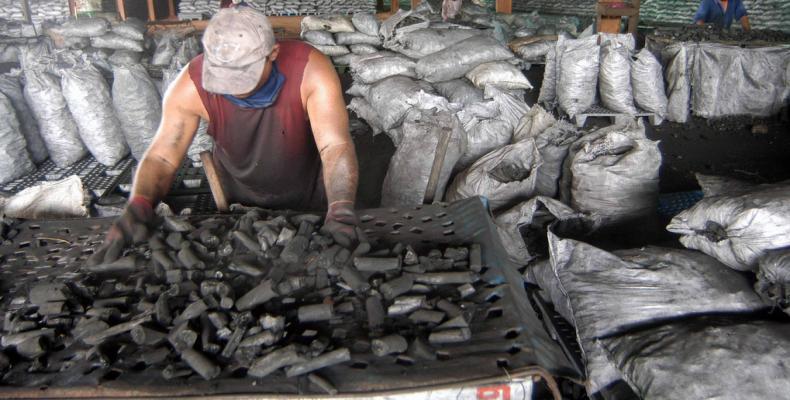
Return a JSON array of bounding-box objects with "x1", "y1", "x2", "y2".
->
[{"x1": 223, "y1": 62, "x2": 286, "y2": 109}]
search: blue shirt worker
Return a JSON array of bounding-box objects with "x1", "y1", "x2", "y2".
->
[{"x1": 694, "y1": 0, "x2": 751, "y2": 31}]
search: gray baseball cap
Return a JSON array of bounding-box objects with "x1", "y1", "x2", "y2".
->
[{"x1": 201, "y1": 6, "x2": 275, "y2": 95}]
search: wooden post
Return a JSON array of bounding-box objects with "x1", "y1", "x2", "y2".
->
[
  {"x1": 167, "y1": 0, "x2": 176, "y2": 20},
  {"x1": 200, "y1": 152, "x2": 229, "y2": 212},
  {"x1": 147, "y1": 0, "x2": 156, "y2": 21},
  {"x1": 391, "y1": 0, "x2": 399, "y2": 12},
  {"x1": 495, "y1": 0, "x2": 512, "y2": 14},
  {"x1": 116, "y1": 0, "x2": 126, "y2": 20},
  {"x1": 68, "y1": 0, "x2": 76, "y2": 16},
  {"x1": 411, "y1": 0, "x2": 421, "y2": 9}
]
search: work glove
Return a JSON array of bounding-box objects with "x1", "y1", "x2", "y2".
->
[
  {"x1": 88, "y1": 196, "x2": 156, "y2": 266},
  {"x1": 320, "y1": 200, "x2": 364, "y2": 249}
]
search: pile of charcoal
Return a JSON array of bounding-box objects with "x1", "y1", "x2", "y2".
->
[
  {"x1": 0, "y1": 210, "x2": 490, "y2": 392},
  {"x1": 652, "y1": 24, "x2": 790, "y2": 43}
]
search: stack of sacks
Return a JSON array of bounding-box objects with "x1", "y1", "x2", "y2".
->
[
  {"x1": 177, "y1": 0, "x2": 375, "y2": 19},
  {"x1": 47, "y1": 17, "x2": 148, "y2": 67},
  {"x1": 300, "y1": 13, "x2": 382, "y2": 65},
  {"x1": 0, "y1": 0, "x2": 70, "y2": 37},
  {"x1": 539, "y1": 33, "x2": 668, "y2": 119},
  {"x1": 334, "y1": 7, "x2": 537, "y2": 208}
]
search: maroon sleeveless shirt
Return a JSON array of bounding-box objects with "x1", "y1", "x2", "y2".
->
[{"x1": 189, "y1": 40, "x2": 325, "y2": 210}]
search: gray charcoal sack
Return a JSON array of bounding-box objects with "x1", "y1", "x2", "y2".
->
[
  {"x1": 512, "y1": 39, "x2": 554, "y2": 62},
  {"x1": 112, "y1": 64, "x2": 162, "y2": 161},
  {"x1": 61, "y1": 63, "x2": 129, "y2": 166},
  {"x1": 667, "y1": 177, "x2": 790, "y2": 272},
  {"x1": 498, "y1": 197, "x2": 584, "y2": 265},
  {"x1": 513, "y1": 104, "x2": 556, "y2": 143},
  {"x1": 561, "y1": 123, "x2": 660, "y2": 228},
  {"x1": 172, "y1": 36, "x2": 201, "y2": 68},
  {"x1": 537, "y1": 43, "x2": 558, "y2": 106},
  {"x1": 598, "y1": 40, "x2": 636, "y2": 114},
  {"x1": 345, "y1": 81, "x2": 370, "y2": 97},
  {"x1": 349, "y1": 44, "x2": 378, "y2": 55},
  {"x1": 0, "y1": 93, "x2": 35, "y2": 184},
  {"x1": 384, "y1": 28, "x2": 481, "y2": 59},
  {"x1": 0, "y1": 73, "x2": 48, "y2": 163},
  {"x1": 662, "y1": 43, "x2": 693, "y2": 123},
  {"x1": 691, "y1": 44, "x2": 790, "y2": 118},
  {"x1": 335, "y1": 32, "x2": 381, "y2": 46},
  {"x1": 416, "y1": 35, "x2": 514, "y2": 83},
  {"x1": 484, "y1": 85, "x2": 529, "y2": 131},
  {"x1": 529, "y1": 121, "x2": 581, "y2": 198},
  {"x1": 152, "y1": 33, "x2": 178, "y2": 66},
  {"x1": 465, "y1": 61, "x2": 532, "y2": 90},
  {"x1": 111, "y1": 17, "x2": 146, "y2": 41},
  {"x1": 312, "y1": 45, "x2": 350, "y2": 57},
  {"x1": 300, "y1": 15, "x2": 355, "y2": 34},
  {"x1": 347, "y1": 97, "x2": 384, "y2": 135},
  {"x1": 557, "y1": 36, "x2": 600, "y2": 118},
  {"x1": 351, "y1": 54, "x2": 416, "y2": 84},
  {"x1": 56, "y1": 17, "x2": 109, "y2": 37},
  {"x1": 367, "y1": 75, "x2": 428, "y2": 130},
  {"x1": 302, "y1": 30, "x2": 336, "y2": 46},
  {"x1": 352, "y1": 13, "x2": 379, "y2": 36},
  {"x1": 91, "y1": 33, "x2": 144, "y2": 52},
  {"x1": 755, "y1": 249, "x2": 790, "y2": 312},
  {"x1": 23, "y1": 69, "x2": 87, "y2": 168},
  {"x1": 446, "y1": 138, "x2": 543, "y2": 212},
  {"x1": 433, "y1": 79, "x2": 483, "y2": 106},
  {"x1": 456, "y1": 114, "x2": 512, "y2": 171},
  {"x1": 631, "y1": 48, "x2": 668, "y2": 120},
  {"x1": 108, "y1": 50, "x2": 141, "y2": 66},
  {"x1": 381, "y1": 109, "x2": 463, "y2": 207},
  {"x1": 600, "y1": 319, "x2": 790, "y2": 400},
  {"x1": 548, "y1": 232, "x2": 767, "y2": 340}
]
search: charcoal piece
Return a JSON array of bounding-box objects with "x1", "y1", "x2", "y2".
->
[
  {"x1": 285, "y1": 348, "x2": 351, "y2": 377},
  {"x1": 37, "y1": 301, "x2": 65, "y2": 316},
  {"x1": 239, "y1": 331, "x2": 279, "y2": 348},
  {"x1": 366, "y1": 294, "x2": 385, "y2": 330},
  {"x1": 309, "y1": 373, "x2": 338, "y2": 395},
  {"x1": 178, "y1": 245, "x2": 205, "y2": 269},
  {"x1": 387, "y1": 296, "x2": 426, "y2": 316},
  {"x1": 221, "y1": 327, "x2": 245, "y2": 359},
  {"x1": 29, "y1": 283, "x2": 68, "y2": 306},
  {"x1": 259, "y1": 314, "x2": 285, "y2": 332},
  {"x1": 173, "y1": 299, "x2": 208, "y2": 325},
  {"x1": 163, "y1": 216, "x2": 195, "y2": 233},
  {"x1": 429, "y1": 328, "x2": 472, "y2": 344},
  {"x1": 248, "y1": 345, "x2": 307, "y2": 378},
  {"x1": 408, "y1": 337, "x2": 437, "y2": 361},
  {"x1": 371, "y1": 334, "x2": 408, "y2": 356},
  {"x1": 168, "y1": 322, "x2": 198, "y2": 353},
  {"x1": 298, "y1": 304, "x2": 335, "y2": 323},
  {"x1": 379, "y1": 275, "x2": 414, "y2": 300},
  {"x1": 131, "y1": 326, "x2": 167, "y2": 346},
  {"x1": 137, "y1": 347, "x2": 170, "y2": 365},
  {"x1": 457, "y1": 283, "x2": 476, "y2": 298},
  {"x1": 412, "y1": 272, "x2": 477, "y2": 285},
  {"x1": 152, "y1": 250, "x2": 175, "y2": 270},
  {"x1": 16, "y1": 336, "x2": 46, "y2": 359},
  {"x1": 436, "y1": 315, "x2": 469, "y2": 330},
  {"x1": 200, "y1": 281, "x2": 232, "y2": 298},
  {"x1": 469, "y1": 244, "x2": 483, "y2": 272},
  {"x1": 403, "y1": 246, "x2": 419, "y2": 265},
  {"x1": 165, "y1": 232, "x2": 183, "y2": 249},
  {"x1": 235, "y1": 280, "x2": 276, "y2": 311},
  {"x1": 162, "y1": 364, "x2": 192, "y2": 380},
  {"x1": 276, "y1": 226, "x2": 296, "y2": 246},
  {"x1": 228, "y1": 260, "x2": 264, "y2": 277},
  {"x1": 409, "y1": 309, "x2": 445, "y2": 324},
  {"x1": 443, "y1": 247, "x2": 469, "y2": 261},
  {"x1": 340, "y1": 266, "x2": 370, "y2": 293},
  {"x1": 281, "y1": 236, "x2": 309, "y2": 264},
  {"x1": 82, "y1": 312, "x2": 152, "y2": 345},
  {"x1": 353, "y1": 256, "x2": 402, "y2": 272}
]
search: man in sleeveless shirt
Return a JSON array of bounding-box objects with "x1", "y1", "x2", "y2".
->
[{"x1": 89, "y1": 6, "x2": 361, "y2": 264}]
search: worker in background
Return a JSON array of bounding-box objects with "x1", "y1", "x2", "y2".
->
[
  {"x1": 89, "y1": 5, "x2": 361, "y2": 264},
  {"x1": 694, "y1": 0, "x2": 751, "y2": 31},
  {"x1": 442, "y1": 0, "x2": 462, "y2": 21}
]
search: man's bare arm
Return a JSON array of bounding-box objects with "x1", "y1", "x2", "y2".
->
[
  {"x1": 740, "y1": 15, "x2": 751, "y2": 31},
  {"x1": 131, "y1": 66, "x2": 206, "y2": 204},
  {"x1": 303, "y1": 49, "x2": 359, "y2": 207}
]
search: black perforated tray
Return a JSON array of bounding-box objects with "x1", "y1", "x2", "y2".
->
[
  {"x1": 0, "y1": 197, "x2": 578, "y2": 397},
  {"x1": 0, "y1": 156, "x2": 133, "y2": 199}
]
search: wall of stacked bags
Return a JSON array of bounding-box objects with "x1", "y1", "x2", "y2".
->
[{"x1": 178, "y1": 0, "x2": 375, "y2": 19}]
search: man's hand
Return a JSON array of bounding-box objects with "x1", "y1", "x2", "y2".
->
[
  {"x1": 88, "y1": 196, "x2": 156, "y2": 266},
  {"x1": 320, "y1": 200, "x2": 362, "y2": 248}
]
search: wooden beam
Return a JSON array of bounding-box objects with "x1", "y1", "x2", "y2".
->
[
  {"x1": 495, "y1": 0, "x2": 512, "y2": 14},
  {"x1": 391, "y1": 0, "x2": 399, "y2": 12},
  {"x1": 147, "y1": 0, "x2": 156, "y2": 21},
  {"x1": 167, "y1": 0, "x2": 177, "y2": 20},
  {"x1": 116, "y1": 0, "x2": 126, "y2": 20},
  {"x1": 411, "y1": 0, "x2": 421, "y2": 9}
]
